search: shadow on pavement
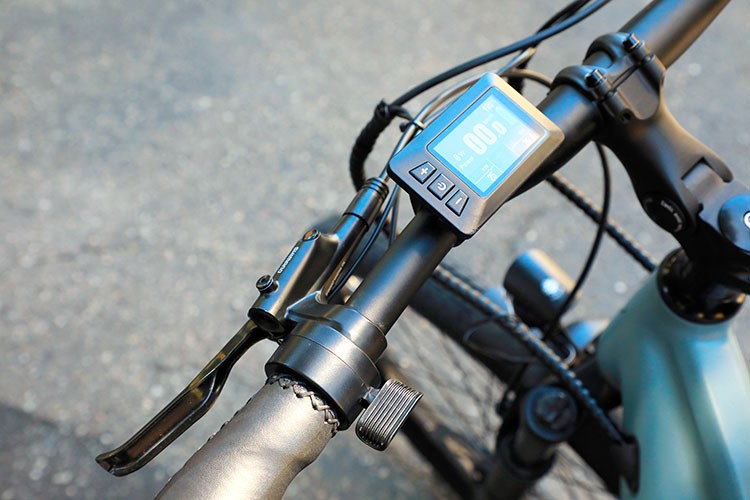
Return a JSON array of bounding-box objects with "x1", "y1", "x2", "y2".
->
[{"x1": 0, "y1": 404, "x2": 164, "y2": 500}]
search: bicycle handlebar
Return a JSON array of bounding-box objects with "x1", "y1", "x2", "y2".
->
[{"x1": 621, "y1": 0, "x2": 728, "y2": 68}]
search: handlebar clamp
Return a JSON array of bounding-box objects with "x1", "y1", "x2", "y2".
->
[
  {"x1": 265, "y1": 294, "x2": 387, "y2": 428},
  {"x1": 553, "y1": 33, "x2": 665, "y2": 126}
]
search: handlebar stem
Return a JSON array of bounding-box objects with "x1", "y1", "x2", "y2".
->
[
  {"x1": 526, "y1": 1, "x2": 750, "y2": 298},
  {"x1": 553, "y1": 31, "x2": 750, "y2": 297}
]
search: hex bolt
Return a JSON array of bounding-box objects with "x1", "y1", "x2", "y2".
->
[
  {"x1": 256, "y1": 274, "x2": 277, "y2": 293},
  {"x1": 531, "y1": 390, "x2": 577, "y2": 433},
  {"x1": 744, "y1": 211, "x2": 750, "y2": 229},
  {"x1": 623, "y1": 33, "x2": 642, "y2": 51},
  {"x1": 585, "y1": 69, "x2": 605, "y2": 88},
  {"x1": 303, "y1": 229, "x2": 320, "y2": 241}
]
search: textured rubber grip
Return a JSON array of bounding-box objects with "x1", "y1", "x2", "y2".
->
[{"x1": 157, "y1": 375, "x2": 338, "y2": 500}]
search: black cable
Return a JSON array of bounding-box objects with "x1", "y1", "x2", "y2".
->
[
  {"x1": 388, "y1": 188, "x2": 400, "y2": 246},
  {"x1": 349, "y1": 0, "x2": 611, "y2": 190},
  {"x1": 432, "y1": 264, "x2": 625, "y2": 444},
  {"x1": 508, "y1": 0, "x2": 591, "y2": 93},
  {"x1": 503, "y1": 68, "x2": 656, "y2": 272},
  {"x1": 434, "y1": 164, "x2": 623, "y2": 443},
  {"x1": 540, "y1": 0, "x2": 593, "y2": 30},
  {"x1": 502, "y1": 67, "x2": 555, "y2": 87},
  {"x1": 547, "y1": 173, "x2": 656, "y2": 272},
  {"x1": 391, "y1": 0, "x2": 611, "y2": 107},
  {"x1": 349, "y1": 102, "x2": 413, "y2": 190},
  {"x1": 327, "y1": 185, "x2": 401, "y2": 300},
  {"x1": 544, "y1": 143, "x2": 612, "y2": 336},
  {"x1": 494, "y1": 108, "x2": 612, "y2": 412}
]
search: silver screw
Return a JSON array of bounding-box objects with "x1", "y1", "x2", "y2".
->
[
  {"x1": 744, "y1": 211, "x2": 750, "y2": 229},
  {"x1": 256, "y1": 274, "x2": 276, "y2": 293}
]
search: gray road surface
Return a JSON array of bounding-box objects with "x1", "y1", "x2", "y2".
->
[{"x1": 1, "y1": 1, "x2": 749, "y2": 498}]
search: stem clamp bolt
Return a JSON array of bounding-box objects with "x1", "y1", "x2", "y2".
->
[
  {"x1": 303, "y1": 229, "x2": 320, "y2": 241},
  {"x1": 623, "y1": 33, "x2": 642, "y2": 51},
  {"x1": 585, "y1": 69, "x2": 605, "y2": 88}
]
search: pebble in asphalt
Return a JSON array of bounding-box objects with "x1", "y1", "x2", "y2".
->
[{"x1": 1, "y1": 1, "x2": 749, "y2": 498}]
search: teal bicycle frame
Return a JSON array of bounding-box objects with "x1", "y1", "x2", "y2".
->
[{"x1": 597, "y1": 273, "x2": 750, "y2": 498}]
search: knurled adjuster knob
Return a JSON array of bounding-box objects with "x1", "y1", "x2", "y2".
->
[{"x1": 355, "y1": 379, "x2": 422, "y2": 451}]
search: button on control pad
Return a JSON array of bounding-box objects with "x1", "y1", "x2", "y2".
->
[
  {"x1": 447, "y1": 190, "x2": 469, "y2": 216},
  {"x1": 428, "y1": 174, "x2": 454, "y2": 200},
  {"x1": 409, "y1": 162, "x2": 436, "y2": 184}
]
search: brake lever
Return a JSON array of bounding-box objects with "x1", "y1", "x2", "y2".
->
[
  {"x1": 96, "y1": 178, "x2": 389, "y2": 476},
  {"x1": 95, "y1": 320, "x2": 267, "y2": 476}
]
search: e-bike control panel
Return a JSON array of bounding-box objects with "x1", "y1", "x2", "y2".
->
[{"x1": 388, "y1": 73, "x2": 563, "y2": 238}]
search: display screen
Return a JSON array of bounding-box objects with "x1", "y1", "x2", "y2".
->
[{"x1": 428, "y1": 88, "x2": 545, "y2": 196}]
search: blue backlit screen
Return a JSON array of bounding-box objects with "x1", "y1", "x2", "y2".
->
[{"x1": 428, "y1": 88, "x2": 545, "y2": 196}]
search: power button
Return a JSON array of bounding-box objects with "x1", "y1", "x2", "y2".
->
[{"x1": 428, "y1": 174, "x2": 454, "y2": 200}]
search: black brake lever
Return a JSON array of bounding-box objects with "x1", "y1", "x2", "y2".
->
[
  {"x1": 96, "y1": 179, "x2": 390, "y2": 476},
  {"x1": 95, "y1": 320, "x2": 267, "y2": 476}
]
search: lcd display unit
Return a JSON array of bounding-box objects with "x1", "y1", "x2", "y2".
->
[
  {"x1": 428, "y1": 88, "x2": 546, "y2": 196},
  {"x1": 387, "y1": 73, "x2": 563, "y2": 238}
]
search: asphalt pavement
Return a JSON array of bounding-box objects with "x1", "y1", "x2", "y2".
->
[{"x1": 1, "y1": 1, "x2": 749, "y2": 498}]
